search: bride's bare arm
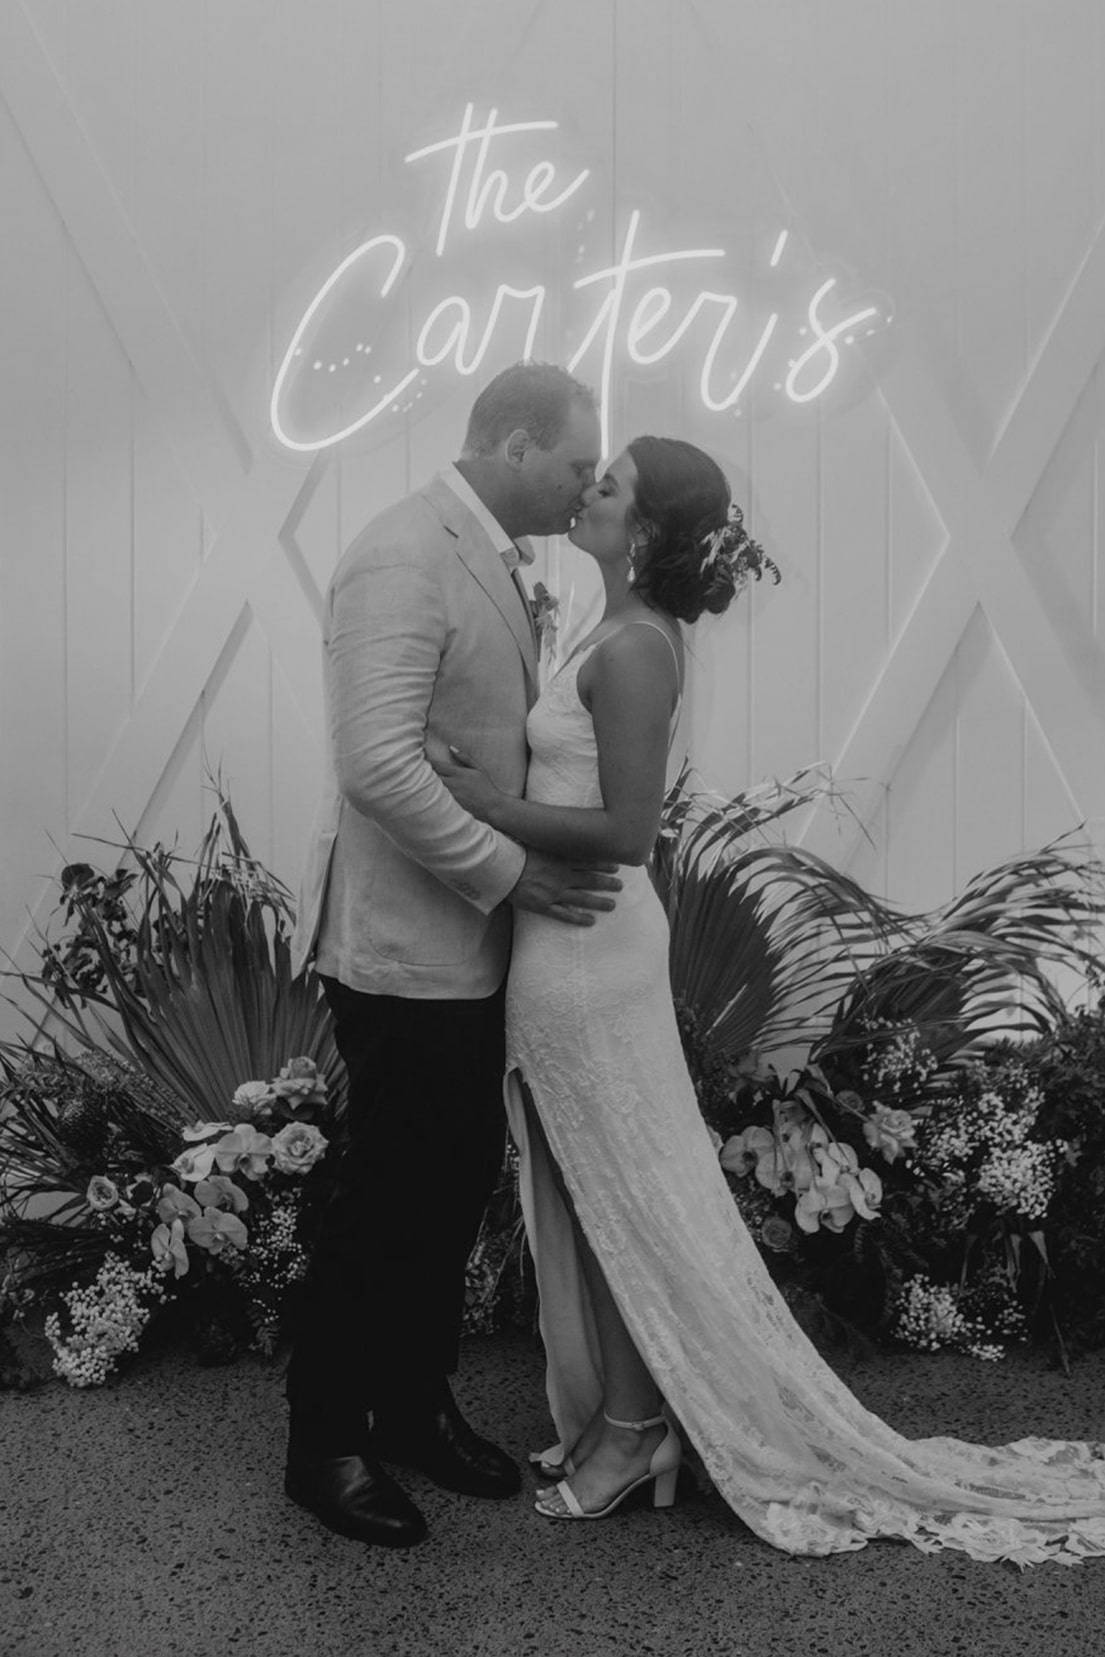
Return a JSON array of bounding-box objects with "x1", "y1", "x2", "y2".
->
[{"x1": 434, "y1": 627, "x2": 678, "y2": 866}]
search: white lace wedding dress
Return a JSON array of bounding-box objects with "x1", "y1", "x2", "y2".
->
[{"x1": 504, "y1": 631, "x2": 1105, "y2": 1565}]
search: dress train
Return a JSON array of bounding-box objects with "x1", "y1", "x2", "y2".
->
[{"x1": 503, "y1": 638, "x2": 1105, "y2": 1565}]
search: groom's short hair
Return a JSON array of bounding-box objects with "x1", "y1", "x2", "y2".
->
[{"x1": 462, "y1": 362, "x2": 596, "y2": 456}]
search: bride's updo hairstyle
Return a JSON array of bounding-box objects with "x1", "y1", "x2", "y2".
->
[{"x1": 626, "y1": 436, "x2": 780, "y2": 624}]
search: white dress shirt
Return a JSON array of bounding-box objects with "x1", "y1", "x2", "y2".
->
[{"x1": 441, "y1": 464, "x2": 535, "y2": 572}]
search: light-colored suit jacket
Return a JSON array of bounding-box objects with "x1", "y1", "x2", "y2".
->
[{"x1": 291, "y1": 472, "x2": 537, "y2": 997}]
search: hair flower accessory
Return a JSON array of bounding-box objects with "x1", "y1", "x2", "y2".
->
[{"x1": 699, "y1": 505, "x2": 781, "y2": 588}]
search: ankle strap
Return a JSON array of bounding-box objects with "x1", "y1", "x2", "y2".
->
[{"x1": 602, "y1": 1409, "x2": 665, "y2": 1432}]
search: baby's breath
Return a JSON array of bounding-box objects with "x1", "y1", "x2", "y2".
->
[
  {"x1": 229, "y1": 1196, "x2": 310, "y2": 1352},
  {"x1": 914, "y1": 1062, "x2": 1065, "y2": 1223},
  {"x1": 44, "y1": 1255, "x2": 166, "y2": 1387},
  {"x1": 865, "y1": 1025, "x2": 939, "y2": 1098},
  {"x1": 893, "y1": 1274, "x2": 1004, "y2": 1362}
]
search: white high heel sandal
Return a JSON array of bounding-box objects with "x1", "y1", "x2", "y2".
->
[{"x1": 533, "y1": 1411, "x2": 681, "y2": 1520}]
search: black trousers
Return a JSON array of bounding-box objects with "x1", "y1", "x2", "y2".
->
[{"x1": 285, "y1": 976, "x2": 507, "y2": 1445}]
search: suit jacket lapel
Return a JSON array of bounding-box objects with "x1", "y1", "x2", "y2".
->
[{"x1": 421, "y1": 475, "x2": 540, "y2": 697}]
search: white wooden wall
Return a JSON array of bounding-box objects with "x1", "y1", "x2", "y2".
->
[{"x1": 3, "y1": 0, "x2": 1105, "y2": 1037}]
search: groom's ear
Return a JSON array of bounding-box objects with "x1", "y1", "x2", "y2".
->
[{"x1": 503, "y1": 427, "x2": 531, "y2": 469}]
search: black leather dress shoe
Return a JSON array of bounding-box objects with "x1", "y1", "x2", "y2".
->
[
  {"x1": 285, "y1": 1444, "x2": 428, "y2": 1547},
  {"x1": 372, "y1": 1385, "x2": 521, "y2": 1499}
]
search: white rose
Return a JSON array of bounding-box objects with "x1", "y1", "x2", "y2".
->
[
  {"x1": 271, "y1": 1121, "x2": 328, "y2": 1176},
  {"x1": 863, "y1": 1104, "x2": 916, "y2": 1164},
  {"x1": 86, "y1": 1176, "x2": 120, "y2": 1212},
  {"x1": 232, "y1": 1082, "x2": 274, "y2": 1115}
]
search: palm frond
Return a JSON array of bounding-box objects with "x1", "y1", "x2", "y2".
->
[
  {"x1": 655, "y1": 761, "x2": 839, "y2": 885},
  {"x1": 655, "y1": 768, "x2": 902, "y2": 1069},
  {"x1": 665, "y1": 839, "x2": 900, "y2": 1063},
  {"x1": 1, "y1": 1217, "x2": 113, "y2": 1298},
  {"x1": 8, "y1": 791, "x2": 343, "y2": 1127},
  {"x1": 814, "y1": 839, "x2": 1105, "y2": 1070},
  {"x1": 75, "y1": 881, "x2": 338, "y2": 1126},
  {"x1": 0, "y1": 1045, "x2": 176, "y2": 1228},
  {"x1": 656, "y1": 773, "x2": 1105, "y2": 1079}
]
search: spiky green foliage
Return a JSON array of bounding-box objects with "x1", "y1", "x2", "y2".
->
[
  {"x1": 814, "y1": 841, "x2": 1105, "y2": 1077},
  {"x1": 655, "y1": 774, "x2": 1105, "y2": 1086},
  {"x1": 0, "y1": 1046, "x2": 174, "y2": 1303},
  {"x1": 10, "y1": 793, "x2": 343, "y2": 1129},
  {"x1": 655, "y1": 766, "x2": 901, "y2": 1070}
]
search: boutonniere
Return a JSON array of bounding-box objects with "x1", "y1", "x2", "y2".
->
[{"x1": 529, "y1": 581, "x2": 560, "y2": 657}]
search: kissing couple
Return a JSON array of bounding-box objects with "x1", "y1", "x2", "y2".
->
[{"x1": 284, "y1": 362, "x2": 1105, "y2": 1565}]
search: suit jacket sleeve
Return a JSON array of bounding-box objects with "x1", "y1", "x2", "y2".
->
[{"x1": 326, "y1": 538, "x2": 526, "y2": 915}]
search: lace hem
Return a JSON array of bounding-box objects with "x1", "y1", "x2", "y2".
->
[{"x1": 757, "y1": 1495, "x2": 1105, "y2": 1567}]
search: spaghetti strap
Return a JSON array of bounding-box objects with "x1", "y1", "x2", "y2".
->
[
  {"x1": 620, "y1": 618, "x2": 682, "y2": 679},
  {"x1": 560, "y1": 619, "x2": 682, "y2": 681},
  {"x1": 618, "y1": 619, "x2": 683, "y2": 726}
]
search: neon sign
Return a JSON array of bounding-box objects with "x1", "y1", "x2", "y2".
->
[{"x1": 270, "y1": 105, "x2": 888, "y2": 454}]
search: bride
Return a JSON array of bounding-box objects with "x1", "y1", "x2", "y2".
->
[{"x1": 434, "y1": 434, "x2": 1105, "y2": 1564}]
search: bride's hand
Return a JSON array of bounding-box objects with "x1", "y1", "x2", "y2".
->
[{"x1": 431, "y1": 743, "x2": 503, "y2": 824}]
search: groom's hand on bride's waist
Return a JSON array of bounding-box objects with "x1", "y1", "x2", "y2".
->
[{"x1": 508, "y1": 850, "x2": 621, "y2": 925}]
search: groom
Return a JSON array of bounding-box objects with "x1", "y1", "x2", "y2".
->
[{"x1": 285, "y1": 362, "x2": 612, "y2": 1547}]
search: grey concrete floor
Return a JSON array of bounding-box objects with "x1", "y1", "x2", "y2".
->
[{"x1": 2, "y1": 1331, "x2": 1105, "y2": 1657}]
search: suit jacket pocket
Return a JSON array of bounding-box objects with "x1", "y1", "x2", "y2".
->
[{"x1": 361, "y1": 831, "x2": 490, "y2": 967}]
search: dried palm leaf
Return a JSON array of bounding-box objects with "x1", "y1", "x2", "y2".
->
[
  {"x1": 816, "y1": 839, "x2": 1105, "y2": 1070},
  {"x1": 8, "y1": 793, "x2": 343, "y2": 1127}
]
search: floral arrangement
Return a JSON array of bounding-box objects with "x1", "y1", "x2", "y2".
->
[
  {"x1": 458, "y1": 771, "x2": 1105, "y2": 1360},
  {"x1": 698, "y1": 503, "x2": 782, "y2": 590},
  {"x1": 891, "y1": 1275, "x2": 1011, "y2": 1364},
  {"x1": 653, "y1": 773, "x2": 1105, "y2": 1363},
  {"x1": 718, "y1": 1065, "x2": 887, "y2": 1246},
  {"x1": 5, "y1": 774, "x2": 1105, "y2": 1388},
  {"x1": 10, "y1": 790, "x2": 344, "y2": 1128},
  {"x1": 463, "y1": 1141, "x2": 532, "y2": 1336},
  {"x1": 4, "y1": 1055, "x2": 337, "y2": 1386},
  {"x1": 1017, "y1": 988, "x2": 1105, "y2": 1352},
  {"x1": 0, "y1": 790, "x2": 347, "y2": 1386},
  {"x1": 704, "y1": 1038, "x2": 1075, "y2": 1362},
  {"x1": 703, "y1": 1056, "x2": 916, "y2": 1344},
  {"x1": 883, "y1": 1055, "x2": 1070, "y2": 1359},
  {"x1": 910, "y1": 1060, "x2": 1066, "y2": 1229}
]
